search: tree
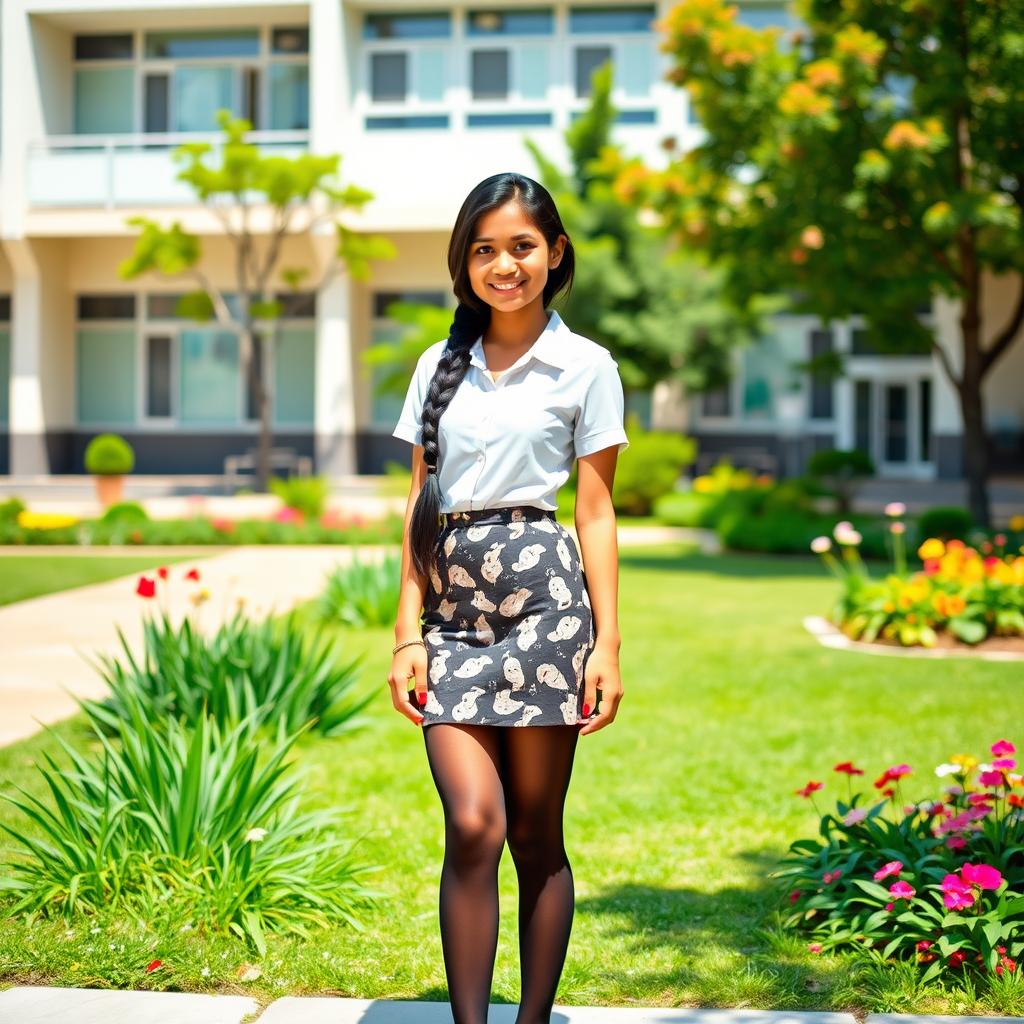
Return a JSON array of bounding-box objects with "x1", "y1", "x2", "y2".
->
[
  {"x1": 526, "y1": 61, "x2": 771, "y2": 401},
  {"x1": 619, "y1": 0, "x2": 1024, "y2": 527},
  {"x1": 120, "y1": 109, "x2": 397, "y2": 491}
]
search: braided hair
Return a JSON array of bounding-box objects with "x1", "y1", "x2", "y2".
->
[{"x1": 408, "y1": 172, "x2": 575, "y2": 579}]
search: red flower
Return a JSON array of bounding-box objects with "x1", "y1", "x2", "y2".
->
[
  {"x1": 948, "y1": 951, "x2": 967, "y2": 968},
  {"x1": 788, "y1": 890, "x2": 802, "y2": 904},
  {"x1": 795, "y1": 780, "x2": 823, "y2": 798},
  {"x1": 136, "y1": 576, "x2": 156, "y2": 598},
  {"x1": 145, "y1": 959, "x2": 163, "y2": 973},
  {"x1": 185, "y1": 568, "x2": 200, "y2": 582},
  {"x1": 873, "y1": 764, "x2": 912, "y2": 789},
  {"x1": 156, "y1": 566, "x2": 168, "y2": 580},
  {"x1": 834, "y1": 761, "x2": 864, "y2": 775},
  {"x1": 915, "y1": 940, "x2": 932, "y2": 951}
]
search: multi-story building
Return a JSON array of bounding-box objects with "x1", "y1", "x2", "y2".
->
[{"x1": 0, "y1": 1, "x2": 1020, "y2": 481}]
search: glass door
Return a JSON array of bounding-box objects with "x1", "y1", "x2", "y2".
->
[{"x1": 851, "y1": 375, "x2": 933, "y2": 477}]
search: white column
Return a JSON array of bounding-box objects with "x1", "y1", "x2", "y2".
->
[
  {"x1": 3, "y1": 239, "x2": 48, "y2": 474},
  {"x1": 833, "y1": 320, "x2": 854, "y2": 450},
  {"x1": 313, "y1": 272, "x2": 357, "y2": 477}
]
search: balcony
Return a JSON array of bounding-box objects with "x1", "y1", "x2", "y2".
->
[{"x1": 26, "y1": 130, "x2": 309, "y2": 208}]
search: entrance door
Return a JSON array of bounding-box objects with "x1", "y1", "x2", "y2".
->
[{"x1": 852, "y1": 376, "x2": 933, "y2": 477}]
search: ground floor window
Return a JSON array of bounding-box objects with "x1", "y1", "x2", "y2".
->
[
  {"x1": 75, "y1": 292, "x2": 315, "y2": 428},
  {"x1": 0, "y1": 295, "x2": 10, "y2": 427}
]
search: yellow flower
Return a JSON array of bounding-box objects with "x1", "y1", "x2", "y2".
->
[
  {"x1": 917, "y1": 538, "x2": 945, "y2": 560},
  {"x1": 1010, "y1": 514, "x2": 1024, "y2": 532},
  {"x1": 17, "y1": 510, "x2": 80, "y2": 530},
  {"x1": 950, "y1": 754, "x2": 978, "y2": 771}
]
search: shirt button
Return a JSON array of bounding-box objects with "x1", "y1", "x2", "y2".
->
[{"x1": 476, "y1": 453, "x2": 484, "y2": 462}]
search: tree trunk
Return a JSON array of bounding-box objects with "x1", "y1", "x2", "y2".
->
[
  {"x1": 957, "y1": 304, "x2": 991, "y2": 530},
  {"x1": 243, "y1": 325, "x2": 272, "y2": 494}
]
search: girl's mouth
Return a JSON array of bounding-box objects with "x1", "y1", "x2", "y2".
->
[{"x1": 490, "y1": 280, "x2": 525, "y2": 293}]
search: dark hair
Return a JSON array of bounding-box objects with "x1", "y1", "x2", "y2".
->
[{"x1": 408, "y1": 172, "x2": 575, "y2": 579}]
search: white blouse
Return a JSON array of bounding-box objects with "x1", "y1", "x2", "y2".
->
[{"x1": 392, "y1": 309, "x2": 630, "y2": 513}]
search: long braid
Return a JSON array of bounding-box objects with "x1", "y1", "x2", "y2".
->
[{"x1": 409, "y1": 301, "x2": 491, "y2": 579}]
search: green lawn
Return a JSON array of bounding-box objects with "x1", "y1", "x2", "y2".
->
[
  {"x1": 0, "y1": 554, "x2": 211, "y2": 607},
  {"x1": 0, "y1": 543, "x2": 1020, "y2": 1015}
]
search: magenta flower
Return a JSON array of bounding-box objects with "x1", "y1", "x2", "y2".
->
[
  {"x1": 979, "y1": 769, "x2": 1006, "y2": 787},
  {"x1": 889, "y1": 880, "x2": 916, "y2": 900},
  {"x1": 991, "y1": 739, "x2": 1016, "y2": 757},
  {"x1": 946, "y1": 836, "x2": 967, "y2": 850},
  {"x1": 873, "y1": 860, "x2": 903, "y2": 882},
  {"x1": 992, "y1": 758, "x2": 1016, "y2": 770},
  {"x1": 960, "y1": 862, "x2": 1003, "y2": 891},
  {"x1": 941, "y1": 874, "x2": 976, "y2": 910}
]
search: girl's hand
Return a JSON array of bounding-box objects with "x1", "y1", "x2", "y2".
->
[
  {"x1": 578, "y1": 645, "x2": 623, "y2": 736},
  {"x1": 388, "y1": 644, "x2": 429, "y2": 726}
]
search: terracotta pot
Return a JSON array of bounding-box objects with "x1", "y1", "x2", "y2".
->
[{"x1": 95, "y1": 474, "x2": 125, "y2": 508}]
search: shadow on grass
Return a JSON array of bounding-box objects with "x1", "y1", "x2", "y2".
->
[{"x1": 572, "y1": 845, "x2": 847, "y2": 1009}]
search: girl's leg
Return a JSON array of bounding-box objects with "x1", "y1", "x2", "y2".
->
[
  {"x1": 422, "y1": 722, "x2": 507, "y2": 1024},
  {"x1": 502, "y1": 724, "x2": 580, "y2": 1024}
]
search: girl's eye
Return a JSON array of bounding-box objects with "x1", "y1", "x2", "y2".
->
[{"x1": 474, "y1": 243, "x2": 533, "y2": 255}]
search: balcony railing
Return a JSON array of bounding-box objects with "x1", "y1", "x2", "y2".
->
[{"x1": 26, "y1": 130, "x2": 309, "y2": 209}]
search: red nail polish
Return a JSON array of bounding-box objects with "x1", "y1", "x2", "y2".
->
[
  {"x1": 582, "y1": 703, "x2": 590, "y2": 717},
  {"x1": 418, "y1": 693, "x2": 426, "y2": 704}
]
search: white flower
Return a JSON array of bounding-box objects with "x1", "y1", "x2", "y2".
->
[
  {"x1": 811, "y1": 536, "x2": 832, "y2": 554},
  {"x1": 885, "y1": 502, "x2": 906, "y2": 517},
  {"x1": 833, "y1": 521, "x2": 853, "y2": 538},
  {"x1": 201, "y1": 967, "x2": 211, "y2": 977},
  {"x1": 978, "y1": 763, "x2": 994, "y2": 774},
  {"x1": 934, "y1": 763, "x2": 962, "y2": 777},
  {"x1": 835, "y1": 528, "x2": 862, "y2": 546},
  {"x1": 244, "y1": 827, "x2": 268, "y2": 842}
]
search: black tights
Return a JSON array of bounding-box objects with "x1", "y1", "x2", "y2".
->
[{"x1": 422, "y1": 722, "x2": 580, "y2": 1024}]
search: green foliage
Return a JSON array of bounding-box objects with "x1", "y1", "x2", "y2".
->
[
  {"x1": 84, "y1": 434, "x2": 135, "y2": 476},
  {"x1": 718, "y1": 506, "x2": 891, "y2": 559},
  {"x1": 610, "y1": 413, "x2": 695, "y2": 516},
  {"x1": 268, "y1": 474, "x2": 331, "y2": 521},
  {"x1": 772, "y1": 746, "x2": 1024, "y2": 985},
  {"x1": 918, "y1": 506, "x2": 976, "y2": 542},
  {"x1": 806, "y1": 448, "x2": 876, "y2": 516},
  {"x1": 0, "y1": 496, "x2": 26, "y2": 524},
  {"x1": 83, "y1": 605, "x2": 376, "y2": 739},
  {"x1": 313, "y1": 550, "x2": 403, "y2": 628},
  {"x1": 99, "y1": 501, "x2": 150, "y2": 525},
  {"x1": 0, "y1": 690, "x2": 383, "y2": 949}
]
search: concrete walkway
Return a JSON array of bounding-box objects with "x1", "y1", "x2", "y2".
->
[
  {"x1": 1, "y1": 988, "x2": 1020, "y2": 1024},
  {"x1": 0, "y1": 525, "x2": 711, "y2": 748}
]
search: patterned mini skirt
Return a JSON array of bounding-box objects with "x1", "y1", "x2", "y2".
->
[{"x1": 412, "y1": 504, "x2": 595, "y2": 728}]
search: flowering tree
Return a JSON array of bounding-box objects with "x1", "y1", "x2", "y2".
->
[{"x1": 617, "y1": 0, "x2": 1024, "y2": 528}]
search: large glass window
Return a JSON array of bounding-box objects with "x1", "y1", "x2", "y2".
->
[
  {"x1": 274, "y1": 327, "x2": 315, "y2": 425},
  {"x1": 808, "y1": 328, "x2": 834, "y2": 420},
  {"x1": 363, "y1": 12, "x2": 451, "y2": 39},
  {"x1": 77, "y1": 327, "x2": 136, "y2": 424},
  {"x1": 180, "y1": 329, "x2": 240, "y2": 423},
  {"x1": 467, "y1": 9, "x2": 554, "y2": 35},
  {"x1": 73, "y1": 26, "x2": 309, "y2": 136},
  {"x1": 740, "y1": 323, "x2": 805, "y2": 421},
  {"x1": 0, "y1": 328, "x2": 9, "y2": 427},
  {"x1": 74, "y1": 67, "x2": 135, "y2": 134},
  {"x1": 575, "y1": 46, "x2": 612, "y2": 97},
  {"x1": 569, "y1": 6, "x2": 656, "y2": 33},
  {"x1": 371, "y1": 52, "x2": 408, "y2": 101},
  {"x1": 471, "y1": 50, "x2": 509, "y2": 99}
]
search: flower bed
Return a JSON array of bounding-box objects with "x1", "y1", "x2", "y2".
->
[
  {"x1": 775, "y1": 740, "x2": 1023, "y2": 984},
  {"x1": 811, "y1": 504, "x2": 1024, "y2": 648}
]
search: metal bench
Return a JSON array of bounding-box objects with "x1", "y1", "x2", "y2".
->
[{"x1": 223, "y1": 446, "x2": 313, "y2": 493}]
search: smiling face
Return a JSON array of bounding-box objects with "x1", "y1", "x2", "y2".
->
[{"x1": 467, "y1": 200, "x2": 567, "y2": 312}]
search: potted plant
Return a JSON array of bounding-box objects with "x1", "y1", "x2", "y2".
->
[{"x1": 84, "y1": 433, "x2": 135, "y2": 508}]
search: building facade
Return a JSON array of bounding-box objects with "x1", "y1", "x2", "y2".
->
[{"x1": 0, "y1": 0, "x2": 1021, "y2": 480}]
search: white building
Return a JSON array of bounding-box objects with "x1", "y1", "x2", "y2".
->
[{"x1": 0, "y1": 0, "x2": 1020, "y2": 481}]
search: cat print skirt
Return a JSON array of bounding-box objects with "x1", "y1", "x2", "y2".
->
[{"x1": 412, "y1": 504, "x2": 595, "y2": 728}]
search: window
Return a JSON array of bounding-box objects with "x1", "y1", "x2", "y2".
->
[
  {"x1": 569, "y1": 5, "x2": 656, "y2": 33},
  {"x1": 146, "y1": 335, "x2": 173, "y2": 417},
  {"x1": 467, "y1": 9, "x2": 554, "y2": 35},
  {"x1": 77, "y1": 327, "x2": 137, "y2": 425},
  {"x1": 851, "y1": 327, "x2": 931, "y2": 356},
  {"x1": 78, "y1": 295, "x2": 136, "y2": 319},
  {"x1": 734, "y1": 3, "x2": 797, "y2": 30},
  {"x1": 808, "y1": 328, "x2": 834, "y2": 420},
  {"x1": 569, "y1": 6, "x2": 657, "y2": 106},
  {"x1": 0, "y1": 297, "x2": 10, "y2": 428},
  {"x1": 701, "y1": 386, "x2": 732, "y2": 418},
  {"x1": 471, "y1": 49, "x2": 510, "y2": 99},
  {"x1": 273, "y1": 327, "x2": 316, "y2": 425},
  {"x1": 740, "y1": 323, "x2": 805, "y2": 421},
  {"x1": 919, "y1": 378, "x2": 932, "y2": 462},
  {"x1": 364, "y1": 12, "x2": 451, "y2": 39},
  {"x1": 854, "y1": 379, "x2": 872, "y2": 456},
  {"x1": 575, "y1": 46, "x2": 611, "y2": 97},
  {"x1": 371, "y1": 52, "x2": 408, "y2": 101},
  {"x1": 73, "y1": 26, "x2": 309, "y2": 136}
]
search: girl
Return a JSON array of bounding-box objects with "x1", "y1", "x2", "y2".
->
[{"x1": 388, "y1": 171, "x2": 628, "y2": 1024}]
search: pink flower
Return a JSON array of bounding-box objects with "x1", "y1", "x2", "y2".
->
[
  {"x1": 843, "y1": 807, "x2": 868, "y2": 825},
  {"x1": 889, "y1": 880, "x2": 916, "y2": 900},
  {"x1": 884, "y1": 901, "x2": 895, "y2": 911},
  {"x1": 941, "y1": 874, "x2": 976, "y2": 910},
  {"x1": 991, "y1": 739, "x2": 1016, "y2": 757},
  {"x1": 808, "y1": 942, "x2": 823, "y2": 954},
  {"x1": 823, "y1": 870, "x2": 842, "y2": 884},
  {"x1": 915, "y1": 940, "x2": 932, "y2": 951},
  {"x1": 992, "y1": 758, "x2": 1017, "y2": 770},
  {"x1": 960, "y1": 862, "x2": 1003, "y2": 891},
  {"x1": 873, "y1": 860, "x2": 904, "y2": 881},
  {"x1": 979, "y1": 769, "x2": 1006, "y2": 787},
  {"x1": 946, "y1": 836, "x2": 967, "y2": 850}
]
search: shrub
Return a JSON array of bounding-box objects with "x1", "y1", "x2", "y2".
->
[
  {"x1": 85, "y1": 596, "x2": 376, "y2": 738},
  {"x1": 805, "y1": 448, "x2": 875, "y2": 517},
  {"x1": 314, "y1": 550, "x2": 403, "y2": 627},
  {"x1": 918, "y1": 505, "x2": 975, "y2": 542},
  {"x1": 772, "y1": 740, "x2": 1024, "y2": 986},
  {"x1": 269, "y1": 474, "x2": 331, "y2": 521},
  {"x1": 0, "y1": 690, "x2": 383, "y2": 951},
  {"x1": 84, "y1": 434, "x2": 135, "y2": 476},
  {"x1": 0, "y1": 496, "x2": 26, "y2": 524},
  {"x1": 99, "y1": 500, "x2": 150, "y2": 525},
  {"x1": 610, "y1": 413, "x2": 695, "y2": 517}
]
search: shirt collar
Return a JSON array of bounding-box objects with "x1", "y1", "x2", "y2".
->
[{"x1": 468, "y1": 309, "x2": 571, "y2": 372}]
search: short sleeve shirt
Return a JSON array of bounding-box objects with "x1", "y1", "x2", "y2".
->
[{"x1": 392, "y1": 309, "x2": 630, "y2": 513}]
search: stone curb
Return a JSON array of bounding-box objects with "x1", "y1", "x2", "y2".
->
[
  {"x1": 803, "y1": 615, "x2": 1024, "y2": 662},
  {"x1": 2, "y1": 988, "x2": 1023, "y2": 1024}
]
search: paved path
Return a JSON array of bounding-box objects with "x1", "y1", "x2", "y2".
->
[
  {"x1": 2, "y1": 988, "x2": 1020, "y2": 1024},
  {"x1": 0, "y1": 526, "x2": 711, "y2": 748}
]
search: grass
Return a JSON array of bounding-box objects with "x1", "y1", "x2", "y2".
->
[
  {"x1": 0, "y1": 543, "x2": 1021, "y2": 1016},
  {"x1": 0, "y1": 554, "x2": 206, "y2": 607}
]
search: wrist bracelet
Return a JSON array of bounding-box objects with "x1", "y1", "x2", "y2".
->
[{"x1": 393, "y1": 638, "x2": 427, "y2": 655}]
